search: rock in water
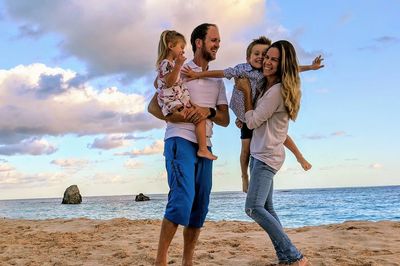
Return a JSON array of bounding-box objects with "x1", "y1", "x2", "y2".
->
[
  {"x1": 135, "y1": 193, "x2": 150, "y2": 202},
  {"x1": 62, "y1": 185, "x2": 82, "y2": 204}
]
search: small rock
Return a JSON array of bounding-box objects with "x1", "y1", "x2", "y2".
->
[
  {"x1": 135, "y1": 193, "x2": 150, "y2": 202},
  {"x1": 62, "y1": 185, "x2": 82, "y2": 204}
]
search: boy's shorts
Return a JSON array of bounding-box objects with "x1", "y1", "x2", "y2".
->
[
  {"x1": 240, "y1": 122, "x2": 253, "y2": 139},
  {"x1": 163, "y1": 137, "x2": 213, "y2": 228}
]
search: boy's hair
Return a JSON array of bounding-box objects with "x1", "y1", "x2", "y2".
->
[
  {"x1": 246, "y1": 36, "x2": 272, "y2": 59},
  {"x1": 157, "y1": 30, "x2": 186, "y2": 66},
  {"x1": 190, "y1": 23, "x2": 216, "y2": 53}
]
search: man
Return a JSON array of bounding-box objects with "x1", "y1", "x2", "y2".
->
[{"x1": 148, "y1": 23, "x2": 229, "y2": 265}]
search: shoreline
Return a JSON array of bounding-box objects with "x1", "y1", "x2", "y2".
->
[{"x1": 1, "y1": 219, "x2": 399, "y2": 265}]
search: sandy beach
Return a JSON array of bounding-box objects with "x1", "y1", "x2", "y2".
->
[{"x1": 0, "y1": 218, "x2": 399, "y2": 266}]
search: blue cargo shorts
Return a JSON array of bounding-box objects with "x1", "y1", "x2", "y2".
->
[{"x1": 163, "y1": 137, "x2": 213, "y2": 228}]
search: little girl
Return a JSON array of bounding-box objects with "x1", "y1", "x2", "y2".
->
[{"x1": 156, "y1": 30, "x2": 217, "y2": 160}]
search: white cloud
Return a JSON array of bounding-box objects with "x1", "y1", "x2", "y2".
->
[
  {"x1": 0, "y1": 163, "x2": 14, "y2": 172},
  {"x1": 370, "y1": 163, "x2": 383, "y2": 169},
  {"x1": 51, "y1": 158, "x2": 90, "y2": 168},
  {"x1": 0, "y1": 64, "x2": 164, "y2": 144},
  {"x1": 116, "y1": 140, "x2": 164, "y2": 157},
  {"x1": 302, "y1": 134, "x2": 326, "y2": 140},
  {"x1": 91, "y1": 173, "x2": 129, "y2": 184},
  {"x1": 124, "y1": 159, "x2": 144, "y2": 169},
  {"x1": 0, "y1": 137, "x2": 57, "y2": 155},
  {"x1": 0, "y1": 167, "x2": 67, "y2": 189},
  {"x1": 331, "y1": 131, "x2": 347, "y2": 137},
  {"x1": 89, "y1": 134, "x2": 133, "y2": 150}
]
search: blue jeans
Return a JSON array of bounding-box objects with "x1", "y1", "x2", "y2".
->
[{"x1": 245, "y1": 157, "x2": 303, "y2": 264}]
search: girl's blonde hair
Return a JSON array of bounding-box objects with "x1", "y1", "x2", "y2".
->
[
  {"x1": 261, "y1": 40, "x2": 301, "y2": 121},
  {"x1": 156, "y1": 30, "x2": 186, "y2": 66}
]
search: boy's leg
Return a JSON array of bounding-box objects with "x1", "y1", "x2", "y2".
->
[
  {"x1": 240, "y1": 138, "x2": 251, "y2": 193},
  {"x1": 195, "y1": 119, "x2": 217, "y2": 160},
  {"x1": 240, "y1": 122, "x2": 253, "y2": 193}
]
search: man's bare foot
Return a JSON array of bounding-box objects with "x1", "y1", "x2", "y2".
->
[
  {"x1": 197, "y1": 149, "x2": 217, "y2": 160},
  {"x1": 242, "y1": 175, "x2": 249, "y2": 193}
]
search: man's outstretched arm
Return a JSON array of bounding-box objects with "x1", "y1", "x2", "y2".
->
[{"x1": 147, "y1": 93, "x2": 187, "y2": 123}]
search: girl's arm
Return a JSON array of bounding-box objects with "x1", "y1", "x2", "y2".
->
[
  {"x1": 164, "y1": 54, "x2": 186, "y2": 87},
  {"x1": 299, "y1": 55, "x2": 324, "y2": 72}
]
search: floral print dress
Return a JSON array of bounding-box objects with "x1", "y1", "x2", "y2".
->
[{"x1": 156, "y1": 59, "x2": 191, "y2": 116}]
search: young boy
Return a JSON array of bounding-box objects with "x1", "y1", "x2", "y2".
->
[{"x1": 182, "y1": 36, "x2": 323, "y2": 192}]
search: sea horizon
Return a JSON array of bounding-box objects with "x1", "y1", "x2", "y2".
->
[{"x1": 1, "y1": 184, "x2": 399, "y2": 201}]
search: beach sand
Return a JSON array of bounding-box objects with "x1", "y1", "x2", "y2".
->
[{"x1": 0, "y1": 218, "x2": 399, "y2": 265}]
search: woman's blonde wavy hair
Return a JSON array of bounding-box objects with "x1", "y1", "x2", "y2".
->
[
  {"x1": 156, "y1": 30, "x2": 186, "y2": 67},
  {"x1": 261, "y1": 40, "x2": 301, "y2": 121}
]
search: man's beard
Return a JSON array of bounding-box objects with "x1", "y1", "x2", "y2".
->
[{"x1": 201, "y1": 45, "x2": 214, "y2": 62}]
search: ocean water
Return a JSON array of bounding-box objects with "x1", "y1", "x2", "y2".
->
[{"x1": 0, "y1": 186, "x2": 399, "y2": 228}]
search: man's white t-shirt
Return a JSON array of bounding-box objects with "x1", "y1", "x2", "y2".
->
[{"x1": 164, "y1": 60, "x2": 228, "y2": 146}]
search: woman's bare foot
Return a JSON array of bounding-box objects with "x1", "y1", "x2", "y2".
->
[
  {"x1": 292, "y1": 257, "x2": 309, "y2": 266},
  {"x1": 197, "y1": 149, "x2": 217, "y2": 160},
  {"x1": 278, "y1": 257, "x2": 309, "y2": 266},
  {"x1": 241, "y1": 175, "x2": 249, "y2": 193}
]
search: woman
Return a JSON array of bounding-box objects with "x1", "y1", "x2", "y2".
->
[{"x1": 236, "y1": 40, "x2": 308, "y2": 265}]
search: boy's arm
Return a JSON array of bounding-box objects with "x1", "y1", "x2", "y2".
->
[
  {"x1": 284, "y1": 135, "x2": 312, "y2": 171},
  {"x1": 299, "y1": 55, "x2": 324, "y2": 72},
  {"x1": 181, "y1": 67, "x2": 224, "y2": 80}
]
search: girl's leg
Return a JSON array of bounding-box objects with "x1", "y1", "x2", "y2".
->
[
  {"x1": 245, "y1": 157, "x2": 303, "y2": 264},
  {"x1": 195, "y1": 119, "x2": 217, "y2": 160},
  {"x1": 240, "y1": 139, "x2": 250, "y2": 193}
]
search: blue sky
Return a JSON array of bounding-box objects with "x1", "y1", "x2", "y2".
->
[{"x1": 0, "y1": 0, "x2": 399, "y2": 200}]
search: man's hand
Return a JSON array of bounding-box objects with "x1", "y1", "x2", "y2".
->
[
  {"x1": 186, "y1": 104, "x2": 210, "y2": 124},
  {"x1": 166, "y1": 107, "x2": 190, "y2": 123}
]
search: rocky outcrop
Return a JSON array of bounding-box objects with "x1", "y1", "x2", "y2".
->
[
  {"x1": 135, "y1": 193, "x2": 150, "y2": 202},
  {"x1": 62, "y1": 185, "x2": 82, "y2": 204}
]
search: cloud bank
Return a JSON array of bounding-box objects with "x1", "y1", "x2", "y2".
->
[
  {"x1": 0, "y1": 64, "x2": 164, "y2": 145},
  {"x1": 3, "y1": 0, "x2": 277, "y2": 79}
]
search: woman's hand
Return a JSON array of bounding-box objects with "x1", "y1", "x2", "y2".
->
[
  {"x1": 235, "y1": 77, "x2": 251, "y2": 95},
  {"x1": 235, "y1": 118, "x2": 243, "y2": 129}
]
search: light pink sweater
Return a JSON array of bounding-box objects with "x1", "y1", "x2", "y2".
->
[{"x1": 244, "y1": 83, "x2": 289, "y2": 171}]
